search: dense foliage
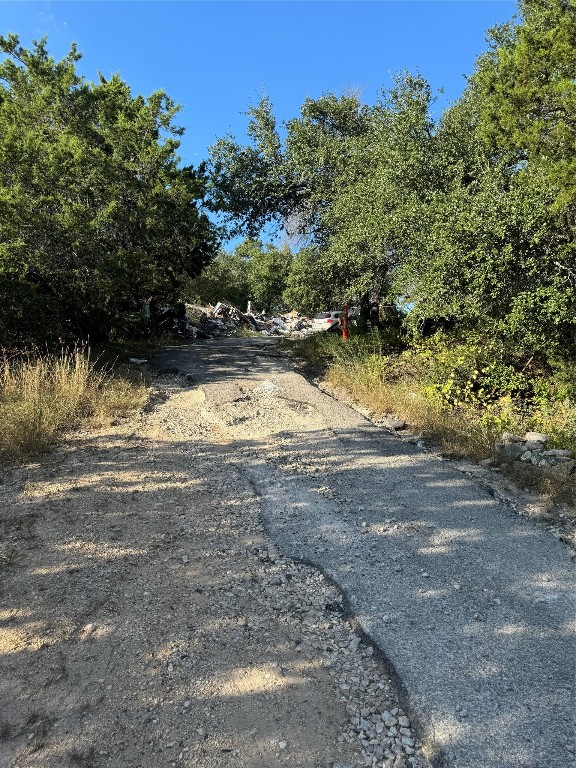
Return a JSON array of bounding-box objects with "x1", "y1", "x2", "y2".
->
[
  {"x1": 0, "y1": 35, "x2": 219, "y2": 344},
  {"x1": 187, "y1": 239, "x2": 293, "y2": 313},
  {"x1": 2, "y1": 0, "x2": 574, "y2": 370},
  {"x1": 208, "y1": 0, "x2": 576, "y2": 364}
]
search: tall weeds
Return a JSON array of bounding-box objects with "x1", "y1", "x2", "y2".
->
[
  {"x1": 292, "y1": 332, "x2": 576, "y2": 461},
  {"x1": 0, "y1": 349, "x2": 148, "y2": 461}
]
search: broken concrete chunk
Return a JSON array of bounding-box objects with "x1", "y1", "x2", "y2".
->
[
  {"x1": 524, "y1": 431, "x2": 547, "y2": 444},
  {"x1": 380, "y1": 417, "x2": 406, "y2": 431},
  {"x1": 543, "y1": 449, "x2": 573, "y2": 459},
  {"x1": 495, "y1": 442, "x2": 525, "y2": 461},
  {"x1": 494, "y1": 428, "x2": 573, "y2": 481},
  {"x1": 525, "y1": 441, "x2": 546, "y2": 451}
]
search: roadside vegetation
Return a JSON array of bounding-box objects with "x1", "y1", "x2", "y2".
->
[
  {"x1": 1, "y1": 0, "x2": 574, "y2": 477},
  {"x1": 0, "y1": 34, "x2": 218, "y2": 347},
  {"x1": 0, "y1": 348, "x2": 148, "y2": 462},
  {"x1": 208, "y1": 0, "x2": 576, "y2": 505},
  {"x1": 290, "y1": 330, "x2": 576, "y2": 502},
  {"x1": 0, "y1": 35, "x2": 215, "y2": 459}
]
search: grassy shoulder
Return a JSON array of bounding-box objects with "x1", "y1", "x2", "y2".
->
[
  {"x1": 0, "y1": 329, "x2": 221, "y2": 464},
  {"x1": 288, "y1": 330, "x2": 576, "y2": 504},
  {"x1": 0, "y1": 346, "x2": 150, "y2": 462}
]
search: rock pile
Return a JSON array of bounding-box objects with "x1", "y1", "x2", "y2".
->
[{"x1": 495, "y1": 431, "x2": 575, "y2": 478}]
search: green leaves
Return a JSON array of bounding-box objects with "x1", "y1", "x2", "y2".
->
[
  {"x1": 473, "y1": 0, "x2": 576, "y2": 222},
  {"x1": 239, "y1": 239, "x2": 292, "y2": 314},
  {"x1": 208, "y1": 92, "x2": 369, "y2": 242},
  {"x1": 187, "y1": 239, "x2": 293, "y2": 314},
  {"x1": 204, "y1": 2, "x2": 575, "y2": 366},
  {"x1": 0, "y1": 35, "x2": 218, "y2": 343}
]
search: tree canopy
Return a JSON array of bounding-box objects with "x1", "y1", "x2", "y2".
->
[
  {"x1": 207, "y1": 0, "x2": 576, "y2": 358},
  {"x1": 2, "y1": 0, "x2": 575, "y2": 361},
  {"x1": 0, "y1": 34, "x2": 219, "y2": 343},
  {"x1": 187, "y1": 239, "x2": 292, "y2": 314}
]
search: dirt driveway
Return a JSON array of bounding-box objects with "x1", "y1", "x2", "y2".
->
[
  {"x1": 1, "y1": 342, "x2": 427, "y2": 768},
  {"x1": 1, "y1": 337, "x2": 574, "y2": 768}
]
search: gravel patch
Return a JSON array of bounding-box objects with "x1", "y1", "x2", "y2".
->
[{"x1": 0, "y1": 370, "x2": 430, "y2": 768}]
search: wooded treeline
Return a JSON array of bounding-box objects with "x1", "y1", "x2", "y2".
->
[
  {"x1": 206, "y1": 0, "x2": 576, "y2": 364},
  {"x1": 0, "y1": 0, "x2": 575, "y2": 367},
  {"x1": 0, "y1": 34, "x2": 218, "y2": 344}
]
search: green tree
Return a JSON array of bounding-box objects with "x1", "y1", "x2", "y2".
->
[
  {"x1": 283, "y1": 92, "x2": 370, "y2": 243},
  {"x1": 186, "y1": 251, "x2": 251, "y2": 308},
  {"x1": 323, "y1": 74, "x2": 437, "y2": 305},
  {"x1": 237, "y1": 239, "x2": 293, "y2": 314},
  {"x1": 208, "y1": 97, "x2": 300, "y2": 238},
  {"x1": 474, "y1": 0, "x2": 576, "y2": 219},
  {"x1": 393, "y1": 2, "x2": 576, "y2": 356},
  {"x1": 0, "y1": 34, "x2": 218, "y2": 343},
  {"x1": 187, "y1": 239, "x2": 293, "y2": 313},
  {"x1": 208, "y1": 92, "x2": 370, "y2": 244},
  {"x1": 282, "y1": 246, "x2": 342, "y2": 314},
  {"x1": 208, "y1": 79, "x2": 434, "y2": 311}
]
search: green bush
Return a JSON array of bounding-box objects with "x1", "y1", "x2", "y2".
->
[
  {"x1": 414, "y1": 336, "x2": 529, "y2": 408},
  {"x1": 306, "y1": 329, "x2": 576, "y2": 465}
]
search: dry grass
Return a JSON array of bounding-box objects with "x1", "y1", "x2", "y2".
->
[
  {"x1": 326, "y1": 361, "x2": 503, "y2": 459},
  {"x1": 323, "y1": 340, "x2": 576, "y2": 462},
  {"x1": 0, "y1": 348, "x2": 149, "y2": 461},
  {"x1": 501, "y1": 460, "x2": 576, "y2": 507}
]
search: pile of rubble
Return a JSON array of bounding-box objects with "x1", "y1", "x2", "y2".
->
[
  {"x1": 185, "y1": 302, "x2": 313, "y2": 339},
  {"x1": 495, "y1": 431, "x2": 575, "y2": 478}
]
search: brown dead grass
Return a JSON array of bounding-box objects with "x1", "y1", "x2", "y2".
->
[
  {"x1": 325, "y1": 355, "x2": 576, "y2": 512},
  {"x1": 0, "y1": 349, "x2": 148, "y2": 461},
  {"x1": 326, "y1": 360, "x2": 505, "y2": 460}
]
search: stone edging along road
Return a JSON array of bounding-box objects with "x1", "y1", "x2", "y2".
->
[{"x1": 154, "y1": 337, "x2": 576, "y2": 768}]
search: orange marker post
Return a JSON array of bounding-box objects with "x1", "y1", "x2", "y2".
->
[{"x1": 342, "y1": 302, "x2": 349, "y2": 341}]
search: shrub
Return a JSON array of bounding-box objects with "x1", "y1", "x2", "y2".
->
[
  {"x1": 316, "y1": 330, "x2": 576, "y2": 462},
  {"x1": 0, "y1": 348, "x2": 148, "y2": 461}
]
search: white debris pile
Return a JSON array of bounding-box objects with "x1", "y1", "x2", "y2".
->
[
  {"x1": 259, "y1": 313, "x2": 313, "y2": 337},
  {"x1": 185, "y1": 302, "x2": 313, "y2": 338}
]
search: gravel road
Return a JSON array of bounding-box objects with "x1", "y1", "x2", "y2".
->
[
  {"x1": 1, "y1": 340, "x2": 428, "y2": 768},
  {"x1": 155, "y1": 337, "x2": 576, "y2": 768}
]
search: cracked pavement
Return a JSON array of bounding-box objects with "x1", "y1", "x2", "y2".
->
[{"x1": 155, "y1": 337, "x2": 576, "y2": 768}]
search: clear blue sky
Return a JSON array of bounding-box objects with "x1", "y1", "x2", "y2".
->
[{"x1": 2, "y1": 1, "x2": 517, "y2": 169}]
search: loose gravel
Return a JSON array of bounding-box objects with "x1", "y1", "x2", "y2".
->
[
  {"x1": 154, "y1": 338, "x2": 576, "y2": 768},
  {"x1": 2, "y1": 334, "x2": 574, "y2": 768},
  {"x1": 0, "y1": 366, "x2": 430, "y2": 768}
]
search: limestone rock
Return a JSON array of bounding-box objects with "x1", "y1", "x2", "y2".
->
[
  {"x1": 524, "y1": 432, "x2": 547, "y2": 444},
  {"x1": 495, "y1": 442, "x2": 525, "y2": 461},
  {"x1": 381, "y1": 417, "x2": 407, "y2": 431},
  {"x1": 502, "y1": 432, "x2": 522, "y2": 443}
]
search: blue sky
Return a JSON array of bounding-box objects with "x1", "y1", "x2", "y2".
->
[{"x1": 2, "y1": 1, "x2": 517, "y2": 169}]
